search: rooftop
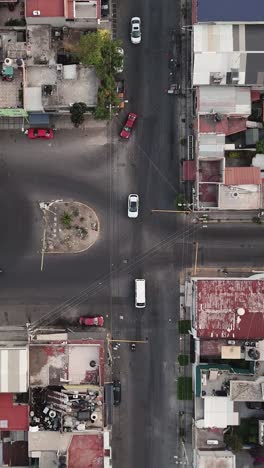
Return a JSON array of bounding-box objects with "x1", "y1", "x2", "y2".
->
[
  {"x1": 196, "y1": 450, "x2": 235, "y2": 468},
  {"x1": 225, "y1": 167, "x2": 262, "y2": 185},
  {"x1": 68, "y1": 434, "x2": 103, "y2": 468},
  {"x1": 196, "y1": 0, "x2": 264, "y2": 23},
  {"x1": 194, "y1": 24, "x2": 264, "y2": 54},
  {"x1": 199, "y1": 133, "x2": 225, "y2": 159},
  {"x1": 195, "y1": 427, "x2": 225, "y2": 450},
  {"x1": 0, "y1": 347, "x2": 28, "y2": 392},
  {"x1": 29, "y1": 342, "x2": 103, "y2": 386},
  {"x1": 193, "y1": 51, "x2": 264, "y2": 87},
  {"x1": 29, "y1": 432, "x2": 104, "y2": 468},
  {"x1": 195, "y1": 279, "x2": 264, "y2": 339},
  {"x1": 199, "y1": 115, "x2": 247, "y2": 135},
  {"x1": 26, "y1": 0, "x2": 65, "y2": 18},
  {"x1": 204, "y1": 396, "x2": 239, "y2": 428},
  {"x1": 230, "y1": 379, "x2": 264, "y2": 401},
  {"x1": 218, "y1": 183, "x2": 262, "y2": 210},
  {"x1": 198, "y1": 87, "x2": 251, "y2": 115},
  {"x1": 0, "y1": 393, "x2": 28, "y2": 431}
]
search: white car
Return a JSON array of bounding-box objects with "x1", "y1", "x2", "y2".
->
[
  {"x1": 128, "y1": 194, "x2": 139, "y2": 218},
  {"x1": 115, "y1": 47, "x2": 124, "y2": 74},
  {"x1": 130, "y1": 17, "x2": 141, "y2": 45}
]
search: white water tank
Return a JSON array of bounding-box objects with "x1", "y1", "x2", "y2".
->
[{"x1": 4, "y1": 58, "x2": 13, "y2": 66}]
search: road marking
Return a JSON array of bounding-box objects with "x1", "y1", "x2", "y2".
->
[
  {"x1": 193, "y1": 241, "x2": 198, "y2": 275},
  {"x1": 40, "y1": 227, "x2": 46, "y2": 271}
]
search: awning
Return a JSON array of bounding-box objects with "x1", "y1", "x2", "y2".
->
[
  {"x1": 183, "y1": 160, "x2": 196, "y2": 181},
  {"x1": 29, "y1": 112, "x2": 50, "y2": 128}
]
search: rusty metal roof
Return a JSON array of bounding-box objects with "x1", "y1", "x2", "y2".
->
[{"x1": 196, "y1": 279, "x2": 264, "y2": 339}]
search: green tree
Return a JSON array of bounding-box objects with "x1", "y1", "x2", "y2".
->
[
  {"x1": 225, "y1": 431, "x2": 243, "y2": 452},
  {"x1": 72, "y1": 30, "x2": 122, "y2": 120},
  {"x1": 70, "y1": 102, "x2": 87, "y2": 127},
  {"x1": 256, "y1": 140, "x2": 264, "y2": 154},
  {"x1": 73, "y1": 31, "x2": 104, "y2": 68}
]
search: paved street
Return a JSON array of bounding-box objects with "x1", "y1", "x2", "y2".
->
[{"x1": 111, "y1": 0, "x2": 264, "y2": 467}]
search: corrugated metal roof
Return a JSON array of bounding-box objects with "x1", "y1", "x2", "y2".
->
[
  {"x1": 204, "y1": 397, "x2": 239, "y2": 428},
  {"x1": 196, "y1": 279, "x2": 264, "y2": 339},
  {"x1": 0, "y1": 348, "x2": 28, "y2": 393},
  {"x1": 225, "y1": 167, "x2": 261, "y2": 185},
  {"x1": 194, "y1": 24, "x2": 234, "y2": 53},
  {"x1": 199, "y1": 133, "x2": 225, "y2": 158},
  {"x1": 198, "y1": 86, "x2": 251, "y2": 115},
  {"x1": 197, "y1": 0, "x2": 264, "y2": 23}
]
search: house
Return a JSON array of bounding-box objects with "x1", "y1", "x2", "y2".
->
[
  {"x1": 190, "y1": 278, "x2": 264, "y2": 339},
  {"x1": 25, "y1": 0, "x2": 101, "y2": 28}
]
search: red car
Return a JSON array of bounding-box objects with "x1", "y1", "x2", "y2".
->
[
  {"x1": 79, "y1": 316, "x2": 104, "y2": 327},
  {"x1": 120, "y1": 112, "x2": 137, "y2": 139},
  {"x1": 27, "y1": 128, "x2": 54, "y2": 139}
]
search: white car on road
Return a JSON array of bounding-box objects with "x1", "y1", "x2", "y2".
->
[
  {"x1": 130, "y1": 17, "x2": 141, "y2": 44},
  {"x1": 128, "y1": 194, "x2": 139, "y2": 218}
]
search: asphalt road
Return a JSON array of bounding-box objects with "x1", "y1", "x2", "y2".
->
[{"x1": 111, "y1": 0, "x2": 264, "y2": 467}]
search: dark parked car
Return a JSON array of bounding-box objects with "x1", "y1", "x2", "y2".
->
[{"x1": 113, "y1": 380, "x2": 121, "y2": 405}]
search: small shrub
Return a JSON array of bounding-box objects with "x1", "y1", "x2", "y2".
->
[
  {"x1": 178, "y1": 320, "x2": 191, "y2": 334},
  {"x1": 61, "y1": 211, "x2": 73, "y2": 228},
  {"x1": 80, "y1": 217, "x2": 85, "y2": 222},
  {"x1": 178, "y1": 354, "x2": 189, "y2": 366},
  {"x1": 256, "y1": 140, "x2": 264, "y2": 154},
  {"x1": 5, "y1": 18, "x2": 26, "y2": 26},
  {"x1": 228, "y1": 151, "x2": 240, "y2": 159},
  {"x1": 180, "y1": 137, "x2": 187, "y2": 146},
  {"x1": 177, "y1": 377, "x2": 192, "y2": 400}
]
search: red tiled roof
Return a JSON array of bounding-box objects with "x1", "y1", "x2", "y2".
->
[
  {"x1": 199, "y1": 115, "x2": 247, "y2": 136},
  {"x1": 251, "y1": 90, "x2": 261, "y2": 102},
  {"x1": 26, "y1": 0, "x2": 64, "y2": 17},
  {"x1": 0, "y1": 394, "x2": 29, "y2": 431},
  {"x1": 183, "y1": 160, "x2": 196, "y2": 181},
  {"x1": 196, "y1": 279, "x2": 264, "y2": 339},
  {"x1": 225, "y1": 167, "x2": 261, "y2": 185},
  {"x1": 68, "y1": 435, "x2": 103, "y2": 468}
]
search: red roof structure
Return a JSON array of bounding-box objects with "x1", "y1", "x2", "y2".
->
[
  {"x1": 0, "y1": 394, "x2": 29, "y2": 431},
  {"x1": 199, "y1": 115, "x2": 247, "y2": 136},
  {"x1": 225, "y1": 167, "x2": 261, "y2": 185},
  {"x1": 68, "y1": 434, "x2": 103, "y2": 468},
  {"x1": 196, "y1": 279, "x2": 264, "y2": 339},
  {"x1": 183, "y1": 160, "x2": 196, "y2": 181},
  {"x1": 26, "y1": 0, "x2": 64, "y2": 17}
]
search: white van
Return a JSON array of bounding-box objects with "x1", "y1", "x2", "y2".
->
[{"x1": 135, "y1": 279, "x2": 146, "y2": 308}]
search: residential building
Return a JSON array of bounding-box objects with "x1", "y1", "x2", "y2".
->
[
  {"x1": 0, "y1": 331, "x2": 111, "y2": 468},
  {"x1": 25, "y1": 0, "x2": 101, "y2": 28},
  {"x1": 187, "y1": 275, "x2": 264, "y2": 466}
]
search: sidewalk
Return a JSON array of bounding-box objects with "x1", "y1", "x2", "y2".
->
[
  {"x1": 51, "y1": 114, "x2": 107, "y2": 130},
  {"x1": 192, "y1": 210, "x2": 263, "y2": 224}
]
